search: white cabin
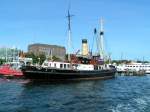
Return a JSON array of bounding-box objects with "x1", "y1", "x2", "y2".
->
[
  {"x1": 76, "y1": 64, "x2": 94, "y2": 70},
  {"x1": 42, "y1": 61, "x2": 94, "y2": 70},
  {"x1": 42, "y1": 61, "x2": 71, "y2": 69},
  {"x1": 42, "y1": 60, "x2": 113, "y2": 71}
]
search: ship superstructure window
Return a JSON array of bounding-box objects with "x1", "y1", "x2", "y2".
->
[
  {"x1": 99, "y1": 66, "x2": 101, "y2": 70},
  {"x1": 64, "y1": 64, "x2": 66, "y2": 69},
  {"x1": 60, "y1": 64, "x2": 63, "y2": 68},
  {"x1": 54, "y1": 63, "x2": 56, "y2": 67},
  {"x1": 67, "y1": 64, "x2": 70, "y2": 68},
  {"x1": 44, "y1": 63, "x2": 48, "y2": 66}
]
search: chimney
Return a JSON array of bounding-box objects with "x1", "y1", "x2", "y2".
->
[{"x1": 82, "y1": 39, "x2": 88, "y2": 56}]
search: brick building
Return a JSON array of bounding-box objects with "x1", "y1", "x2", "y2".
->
[{"x1": 28, "y1": 43, "x2": 66, "y2": 60}]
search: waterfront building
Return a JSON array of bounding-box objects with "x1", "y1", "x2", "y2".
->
[
  {"x1": 28, "y1": 43, "x2": 66, "y2": 60},
  {"x1": 0, "y1": 47, "x2": 20, "y2": 61}
]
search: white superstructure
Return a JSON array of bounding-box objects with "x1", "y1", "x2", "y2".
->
[
  {"x1": 117, "y1": 62, "x2": 150, "y2": 73},
  {"x1": 42, "y1": 60, "x2": 114, "y2": 71},
  {"x1": 42, "y1": 61, "x2": 94, "y2": 71},
  {"x1": 42, "y1": 61, "x2": 71, "y2": 69},
  {"x1": 76, "y1": 64, "x2": 94, "y2": 70}
]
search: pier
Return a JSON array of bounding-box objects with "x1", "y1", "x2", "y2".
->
[{"x1": 117, "y1": 70, "x2": 146, "y2": 76}]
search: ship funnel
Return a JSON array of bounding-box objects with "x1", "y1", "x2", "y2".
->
[{"x1": 82, "y1": 39, "x2": 89, "y2": 56}]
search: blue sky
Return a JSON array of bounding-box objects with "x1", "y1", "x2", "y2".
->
[{"x1": 0, "y1": 0, "x2": 150, "y2": 60}]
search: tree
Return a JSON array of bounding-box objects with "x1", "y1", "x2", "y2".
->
[
  {"x1": 25, "y1": 52, "x2": 39, "y2": 64},
  {"x1": 0, "y1": 59, "x2": 6, "y2": 65},
  {"x1": 52, "y1": 56, "x2": 61, "y2": 61},
  {"x1": 38, "y1": 54, "x2": 46, "y2": 65}
]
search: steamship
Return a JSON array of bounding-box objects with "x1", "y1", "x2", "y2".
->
[{"x1": 21, "y1": 11, "x2": 116, "y2": 82}]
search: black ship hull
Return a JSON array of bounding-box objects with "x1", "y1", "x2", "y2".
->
[{"x1": 22, "y1": 66, "x2": 116, "y2": 82}]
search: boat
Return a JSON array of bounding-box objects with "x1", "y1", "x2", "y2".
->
[
  {"x1": 116, "y1": 62, "x2": 150, "y2": 75},
  {"x1": 0, "y1": 57, "x2": 32, "y2": 78},
  {"x1": 0, "y1": 62, "x2": 23, "y2": 78},
  {"x1": 21, "y1": 11, "x2": 116, "y2": 81},
  {"x1": 21, "y1": 57, "x2": 116, "y2": 81}
]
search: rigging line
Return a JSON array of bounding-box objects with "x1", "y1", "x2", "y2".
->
[{"x1": 91, "y1": 28, "x2": 96, "y2": 54}]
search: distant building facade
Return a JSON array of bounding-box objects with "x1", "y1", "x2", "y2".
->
[
  {"x1": 28, "y1": 43, "x2": 66, "y2": 60},
  {"x1": 0, "y1": 47, "x2": 20, "y2": 61}
]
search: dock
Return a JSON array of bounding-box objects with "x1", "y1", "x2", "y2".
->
[{"x1": 117, "y1": 70, "x2": 146, "y2": 76}]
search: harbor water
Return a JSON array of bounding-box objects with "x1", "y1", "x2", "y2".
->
[{"x1": 0, "y1": 75, "x2": 150, "y2": 112}]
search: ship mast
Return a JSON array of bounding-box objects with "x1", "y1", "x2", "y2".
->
[
  {"x1": 5, "y1": 47, "x2": 8, "y2": 62},
  {"x1": 100, "y1": 18, "x2": 105, "y2": 60},
  {"x1": 66, "y1": 10, "x2": 73, "y2": 62}
]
